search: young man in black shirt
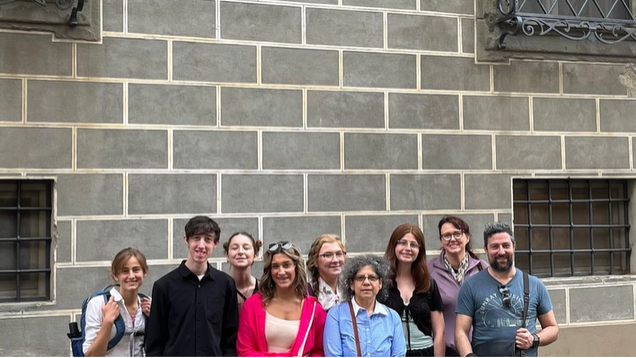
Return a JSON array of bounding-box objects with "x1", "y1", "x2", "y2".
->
[{"x1": 146, "y1": 216, "x2": 239, "y2": 356}]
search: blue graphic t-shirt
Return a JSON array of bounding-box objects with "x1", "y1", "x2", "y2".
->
[{"x1": 455, "y1": 269, "x2": 552, "y2": 357}]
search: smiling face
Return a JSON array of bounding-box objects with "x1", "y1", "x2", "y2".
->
[
  {"x1": 316, "y1": 241, "x2": 345, "y2": 281},
  {"x1": 394, "y1": 233, "x2": 420, "y2": 264},
  {"x1": 114, "y1": 256, "x2": 147, "y2": 292},
  {"x1": 350, "y1": 265, "x2": 382, "y2": 301},
  {"x1": 486, "y1": 232, "x2": 515, "y2": 272},
  {"x1": 185, "y1": 233, "x2": 217, "y2": 264},
  {"x1": 271, "y1": 253, "x2": 296, "y2": 290},
  {"x1": 440, "y1": 222, "x2": 469, "y2": 256},
  {"x1": 226, "y1": 234, "x2": 256, "y2": 269}
]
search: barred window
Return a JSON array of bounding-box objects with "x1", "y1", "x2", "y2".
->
[
  {"x1": 0, "y1": 180, "x2": 52, "y2": 302},
  {"x1": 520, "y1": 0, "x2": 632, "y2": 20},
  {"x1": 513, "y1": 179, "x2": 631, "y2": 278}
]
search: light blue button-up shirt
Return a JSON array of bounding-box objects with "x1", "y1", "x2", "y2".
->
[{"x1": 323, "y1": 298, "x2": 406, "y2": 357}]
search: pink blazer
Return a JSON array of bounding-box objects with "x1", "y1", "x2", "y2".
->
[{"x1": 237, "y1": 292, "x2": 326, "y2": 357}]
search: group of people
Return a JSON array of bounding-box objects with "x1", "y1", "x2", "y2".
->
[{"x1": 80, "y1": 215, "x2": 559, "y2": 357}]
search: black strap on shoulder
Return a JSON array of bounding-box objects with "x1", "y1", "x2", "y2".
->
[
  {"x1": 521, "y1": 271, "x2": 529, "y2": 328},
  {"x1": 237, "y1": 290, "x2": 247, "y2": 301}
]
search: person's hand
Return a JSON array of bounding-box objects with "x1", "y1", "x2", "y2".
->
[
  {"x1": 515, "y1": 328, "x2": 533, "y2": 350},
  {"x1": 141, "y1": 297, "x2": 151, "y2": 316},
  {"x1": 102, "y1": 296, "x2": 120, "y2": 324}
]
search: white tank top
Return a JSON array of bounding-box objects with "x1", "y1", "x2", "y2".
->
[{"x1": 265, "y1": 311, "x2": 300, "y2": 353}]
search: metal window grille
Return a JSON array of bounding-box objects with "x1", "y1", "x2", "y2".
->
[
  {"x1": 513, "y1": 179, "x2": 631, "y2": 278},
  {"x1": 0, "y1": 180, "x2": 52, "y2": 302}
]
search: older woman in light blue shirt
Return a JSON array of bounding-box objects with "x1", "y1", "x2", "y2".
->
[{"x1": 323, "y1": 255, "x2": 406, "y2": 357}]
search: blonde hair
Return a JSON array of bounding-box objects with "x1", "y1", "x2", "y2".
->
[
  {"x1": 109, "y1": 247, "x2": 149, "y2": 279},
  {"x1": 306, "y1": 234, "x2": 345, "y2": 297}
]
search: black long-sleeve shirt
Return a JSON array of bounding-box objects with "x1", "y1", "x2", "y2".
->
[{"x1": 145, "y1": 261, "x2": 239, "y2": 356}]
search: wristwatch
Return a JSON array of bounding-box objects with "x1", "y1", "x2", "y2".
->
[{"x1": 532, "y1": 333, "x2": 540, "y2": 349}]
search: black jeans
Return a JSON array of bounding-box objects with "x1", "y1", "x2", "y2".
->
[
  {"x1": 445, "y1": 346, "x2": 460, "y2": 357},
  {"x1": 406, "y1": 346, "x2": 434, "y2": 357}
]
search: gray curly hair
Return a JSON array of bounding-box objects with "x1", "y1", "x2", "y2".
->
[{"x1": 340, "y1": 254, "x2": 392, "y2": 302}]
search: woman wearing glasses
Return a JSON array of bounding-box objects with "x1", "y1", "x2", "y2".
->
[
  {"x1": 237, "y1": 241, "x2": 326, "y2": 357},
  {"x1": 427, "y1": 216, "x2": 488, "y2": 356},
  {"x1": 306, "y1": 234, "x2": 346, "y2": 311},
  {"x1": 379, "y1": 224, "x2": 445, "y2": 357},
  {"x1": 323, "y1": 255, "x2": 405, "y2": 357},
  {"x1": 223, "y1": 232, "x2": 262, "y2": 312}
]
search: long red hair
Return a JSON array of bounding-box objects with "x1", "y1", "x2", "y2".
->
[{"x1": 384, "y1": 223, "x2": 431, "y2": 293}]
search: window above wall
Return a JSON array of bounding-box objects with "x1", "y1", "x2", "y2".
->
[
  {"x1": 513, "y1": 179, "x2": 632, "y2": 278},
  {"x1": 0, "y1": 180, "x2": 52, "y2": 303},
  {"x1": 476, "y1": 0, "x2": 636, "y2": 62}
]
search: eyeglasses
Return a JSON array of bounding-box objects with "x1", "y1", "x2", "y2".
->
[
  {"x1": 441, "y1": 231, "x2": 464, "y2": 241},
  {"x1": 499, "y1": 286, "x2": 511, "y2": 308},
  {"x1": 396, "y1": 240, "x2": 420, "y2": 250},
  {"x1": 268, "y1": 241, "x2": 292, "y2": 253},
  {"x1": 319, "y1": 251, "x2": 346, "y2": 260},
  {"x1": 354, "y1": 274, "x2": 380, "y2": 283}
]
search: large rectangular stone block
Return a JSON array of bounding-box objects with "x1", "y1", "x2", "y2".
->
[
  {"x1": 262, "y1": 132, "x2": 340, "y2": 170},
  {"x1": 0, "y1": 128, "x2": 71, "y2": 169},
  {"x1": 563, "y1": 63, "x2": 627, "y2": 95},
  {"x1": 464, "y1": 174, "x2": 512, "y2": 210},
  {"x1": 222, "y1": 2, "x2": 300, "y2": 43},
  {"x1": 222, "y1": 175, "x2": 303, "y2": 213},
  {"x1": 128, "y1": 174, "x2": 217, "y2": 215},
  {"x1": 547, "y1": 288, "x2": 567, "y2": 324},
  {"x1": 422, "y1": 134, "x2": 492, "y2": 169},
  {"x1": 306, "y1": 8, "x2": 383, "y2": 48},
  {"x1": 496, "y1": 135, "x2": 562, "y2": 170},
  {"x1": 344, "y1": 133, "x2": 418, "y2": 170},
  {"x1": 129, "y1": 0, "x2": 216, "y2": 38},
  {"x1": 570, "y1": 285, "x2": 634, "y2": 322},
  {"x1": 173, "y1": 42, "x2": 256, "y2": 83},
  {"x1": 344, "y1": 52, "x2": 416, "y2": 89},
  {"x1": 494, "y1": 61, "x2": 559, "y2": 93},
  {"x1": 533, "y1": 98, "x2": 596, "y2": 132},
  {"x1": 77, "y1": 129, "x2": 168, "y2": 169},
  {"x1": 128, "y1": 84, "x2": 216, "y2": 125},
  {"x1": 388, "y1": 14, "x2": 457, "y2": 52},
  {"x1": 56, "y1": 220, "x2": 71, "y2": 263},
  {"x1": 462, "y1": 18, "x2": 474, "y2": 53},
  {"x1": 0, "y1": 33, "x2": 71, "y2": 76},
  {"x1": 0, "y1": 316, "x2": 69, "y2": 356},
  {"x1": 262, "y1": 47, "x2": 339, "y2": 86},
  {"x1": 600, "y1": 99, "x2": 636, "y2": 132},
  {"x1": 56, "y1": 174, "x2": 123, "y2": 216},
  {"x1": 221, "y1": 87, "x2": 302, "y2": 127},
  {"x1": 345, "y1": 214, "x2": 419, "y2": 252},
  {"x1": 463, "y1": 96, "x2": 530, "y2": 131},
  {"x1": 308, "y1": 175, "x2": 385, "y2": 212},
  {"x1": 307, "y1": 91, "x2": 384, "y2": 128},
  {"x1": 27, "y1": 80, "x2": 122, "y2": 124},
  {"x1": 268, "y1": 0, "x2": 335, "y2": 3},
  {"x1": 173, "y1": 217, "x2": 258, "y2": 260},
  {"x1": 422, "y1": 213, "x2": 495, "y2": 250},
  {"x1": 263, "y1": 216, "x2": 342, "y2": 251},
  {"x1": 389, "y1": 93, "x2": 459, "y2": 130},
  {"x1": 76, "y1": 219, "x2": 168, "y2": 261},
  {"x1": 565, "y1": 137, "x2": 629, "y2": 169},
  {"x1": 420, "y1": 0, "x2": 473, "y2": 14},
  {"x1": 343, "y1": 0, "x2": 415, "y2": 9},
  {"x1": 390, "y1": 174, "x2": 461, "y2": 210},
  {"x1": 421, "y1": 56, "x2": 490, "y2": 91},
  {"x1": 0, "y1": 79, "x2": 21, "y2": 122},
  {"x1": 173, "y1": 130, "x2": 258, "y2": 169},
  {"x1": 56, "y1": 266, "x2": 125, "y2": 309},
  {"x1": 103, "y1": 0, "x2": 123, "y2": 32},
  {"x1": 77, "y1": 38, "x2": 167, "y2": 79}
]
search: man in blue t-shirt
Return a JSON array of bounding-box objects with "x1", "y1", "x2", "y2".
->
[{"x1": 455, "y1": 222, "x2": 559, "y2": 357}]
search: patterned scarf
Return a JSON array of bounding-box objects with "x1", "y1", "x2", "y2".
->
[
  {"x1": 444, "y1": 253, "x2": 469, "y2": 284},
  {"x1": 317, "y1": 277, "x2": 341, "y2": 311}
]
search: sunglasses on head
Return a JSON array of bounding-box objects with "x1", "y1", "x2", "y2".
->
[
  {"x1": 499, "y1": 286, "x2": 511, "y2": 308},
  {"x1": 268, "y1": 241, "x2": 292, "y2": 253}
]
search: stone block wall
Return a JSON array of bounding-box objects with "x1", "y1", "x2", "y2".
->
[{"x1": 0, "y1": 0, "x2": 635, "y2": 355}]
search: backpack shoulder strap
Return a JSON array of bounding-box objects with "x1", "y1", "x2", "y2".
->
[{"x1": 521, "y1": 271, "x2": 529, "y2": 329}]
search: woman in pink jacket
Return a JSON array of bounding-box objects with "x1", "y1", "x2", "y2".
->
[{"x1": 237, "y1": 241, "x2": 326, "y2": 357}]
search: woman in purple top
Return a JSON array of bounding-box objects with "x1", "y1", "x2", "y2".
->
[{"x1": 427, "y1": 216, "x2": 489, "y2": 357}]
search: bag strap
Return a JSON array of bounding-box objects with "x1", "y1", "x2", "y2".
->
[
  {"x1": 348, "y1": 301, "x2": 362, "y2": 357},
  {"x1": 521, "y1": 271, "x2": 529, "y2": 329},
  {"x1": 297, "y1": 301, "x2": 316, "y2": 357}
]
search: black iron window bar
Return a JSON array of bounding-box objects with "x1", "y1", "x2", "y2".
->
[
  {"x1": 0, "y1": 180, "x2": 52, "y2": 303},
  {"x1": 496, "y1": 0, "x2": 636, "y2": 48},
  {"x1": 514, "y1": 179, "x2": 631, "y2": 278},
  {"x1": 0, "y1": 0, "x2": 85, "y2": 27}
]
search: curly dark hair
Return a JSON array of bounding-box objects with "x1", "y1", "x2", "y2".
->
[{"x1": 340, "y1": 255, "x2": 392, "y2": 302}]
